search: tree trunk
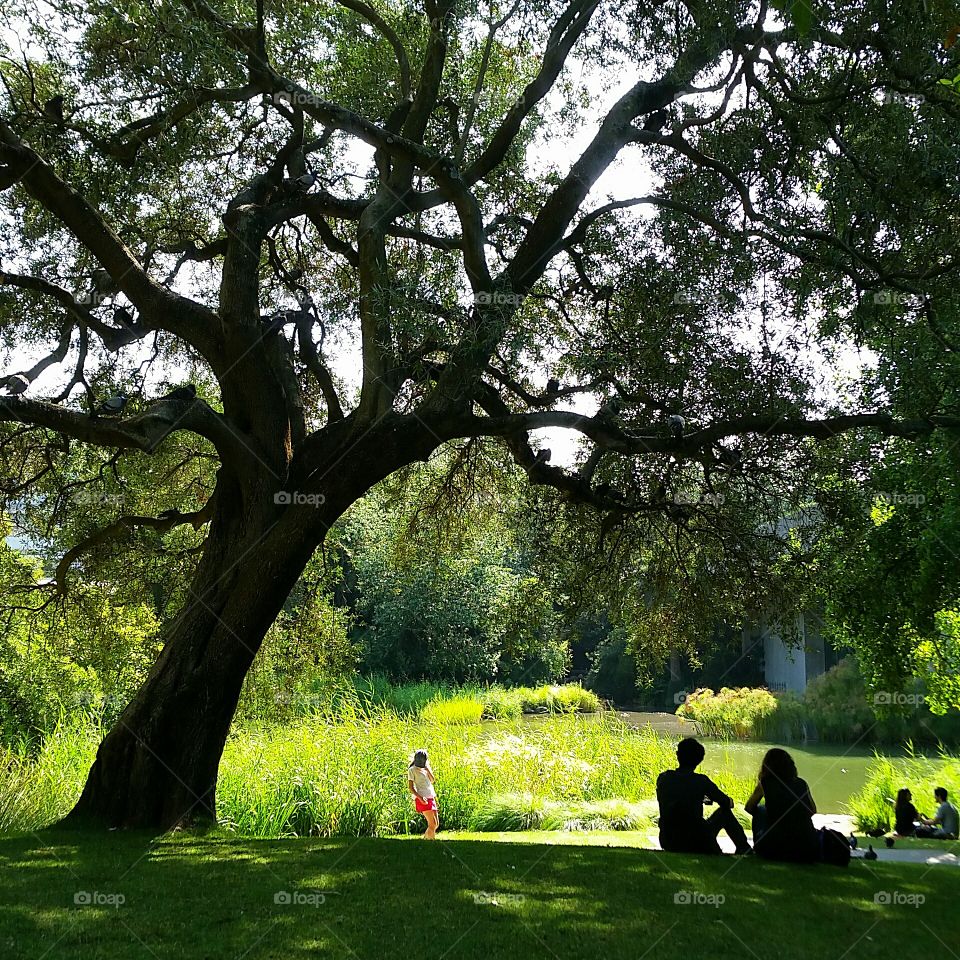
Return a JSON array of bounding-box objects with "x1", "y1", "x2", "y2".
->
[
  {"x1": 63, "y1": 516, "x2": 317, "y2": 830},
  {"x1": 62, "y1": 415, "x2": 440, "y2": 830}
]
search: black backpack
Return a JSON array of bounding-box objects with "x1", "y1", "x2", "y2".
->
[{"x1": 819, "y1": 827, "x2": 852, "y2": 867}]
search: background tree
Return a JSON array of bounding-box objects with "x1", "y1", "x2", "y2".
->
[
  {"x1": 338, "y1": 447, "x2": 566, "y2": 684},
  {"x1": 812, "y1": 433, "x2": 960, "y2": 713},
  {"x1": 0, "y1": 0, "x2": 958, "y2": 828}
]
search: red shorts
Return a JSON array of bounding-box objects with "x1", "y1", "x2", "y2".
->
[{"x1": 415, "y1": 797, "x2": 437, "y2": 813}]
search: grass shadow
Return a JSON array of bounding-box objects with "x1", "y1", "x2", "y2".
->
[{"x1": 0, "y1": 830, "x2": 956, "y2": 960}]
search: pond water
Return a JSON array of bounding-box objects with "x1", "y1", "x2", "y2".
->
[
  {"x1": 615, "y1": 712, "x2": 937, "y2": 813},
  {"x1": 513, "y1": 710, "x2": 938, "y2": 812}
]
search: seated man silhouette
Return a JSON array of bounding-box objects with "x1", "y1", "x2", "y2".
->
[{"x1": 656, "y1": 737, "x2": 751, "y2": 855}]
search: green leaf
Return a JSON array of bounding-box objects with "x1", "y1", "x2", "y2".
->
[{"x1": 771, "y1": 0, "x2": 816, "y2": 35}]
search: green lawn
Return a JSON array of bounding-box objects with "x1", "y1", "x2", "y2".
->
[
  {"x1": 1, "y1": 829, "x2": 957, "y2": 960},
  {"x1": 881, "y1": 835, "x2": 960, "y2": 851}
]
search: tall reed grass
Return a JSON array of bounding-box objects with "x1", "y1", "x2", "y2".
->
[
  {"x1": 0, "y1": 720, "x2": 99, "y2": 834},
  {"x1": 348, "y1": 677, "x2": 601, "y2": 722},
  {"x1": 676, "y1": 687, "x2": 807, "y2": 741},
  {"x1": 1, "y1": 694, "x2": 738, "y2": 840},
  {"x1": 216, "y1": 709, "x2": 712, "y2": 837}
]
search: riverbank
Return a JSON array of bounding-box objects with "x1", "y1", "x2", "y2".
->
[
  {"x1": 3, "y1": 706, "x2": 956, "y2": 838},
  {"x1": 406, "y1": 826, "x2": 959, "y2": 867}
]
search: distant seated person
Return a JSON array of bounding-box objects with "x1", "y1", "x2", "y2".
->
[
  {"x1": 915, "y1": 788, "x2": 959, "y2": 840},
  {"x1": 744, "y1": 747, "x2": 818, "y2": 863},
  {"x1": 893, "y1": 788, "x2": 920, "y2": 837},
  {"x1": 656, "y1": 737, "x2": 751, "y2": 856}
]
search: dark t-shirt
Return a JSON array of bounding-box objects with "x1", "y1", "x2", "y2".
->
[
  {"x1": 895, "y1": 801, "x2": 919, "y2": 835},
  {"x1": 755, "y1": 775, "x2": 818, "y2": 862},
  {"x1": 656, "y1": 768, "x2": 731, "y2": 851}
]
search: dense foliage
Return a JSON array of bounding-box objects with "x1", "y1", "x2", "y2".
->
[
  {"x1": 812, "y1": 438, "x2": 960, "y2": 713},
  {"x1": 338, "y1": 459, "x2": 567, "y2": 684}
]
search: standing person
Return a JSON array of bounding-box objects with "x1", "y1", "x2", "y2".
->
[
  {"x1": 656, "y1": 738, "x2": 752, "y2": 855},
  {"x1": 893, "y1": 788, "x2": 920, "y2": 837},
  {"x1": 744, "y1": 748, "x2": 818, "y2": 863},
  {"x1": 407, "y1": 749, "x2": 439, "y2": 840},
  {"x1": 916, "y1": 788, "x2": 959, "y2": 839}
]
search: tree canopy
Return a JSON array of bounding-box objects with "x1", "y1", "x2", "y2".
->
[{"x1": 1, "y1": 0, "x2": 959, "y2": 826}]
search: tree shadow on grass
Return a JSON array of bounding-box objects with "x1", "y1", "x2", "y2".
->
[{"x1": 0, "y1": 830, "x2": 955, "y2": 960}]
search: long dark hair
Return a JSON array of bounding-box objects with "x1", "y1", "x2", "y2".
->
[
  {"x1": 895, "y1": 788, "x2": 912, "y2": 811},
  {"x1": 759, "y1": 747, "x2": 798, "y2": 786}
]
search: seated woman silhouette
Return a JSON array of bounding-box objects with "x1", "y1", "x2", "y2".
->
[
  {"x1": 893, "y1": 788, "x2": 919, "y2": 837},
  {"x1": 745, "y1": 748, "x2": 818, "y2": 863}
]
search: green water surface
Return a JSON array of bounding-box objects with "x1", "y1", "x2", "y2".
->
[{"x1": 615, "y1": 712, "x2": 938, "y2": 812}]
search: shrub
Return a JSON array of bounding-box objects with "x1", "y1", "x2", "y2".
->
[
  {"x1": 584, "y1": 627, "x2": 638, "y2": 706},
  {"x1": 765, "y1": 690, "x2": 808, "y2": 741},
  {"x1": 804, "y1": 658, "x2": 960, "y2": 744},
  {"x1": 237, "y1": 594, "x2": 357, "y2": 723},
  {"x1": 676, "y1": 687, "x2": 782, "y2": 739},
  {"x1": 803, "y1": 658, "x2": 875, "y2": 741}
]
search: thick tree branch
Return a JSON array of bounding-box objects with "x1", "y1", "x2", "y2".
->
[
  {"x1": 506, "y1": 29, "x2": 739, "y2": 297},
  {"x1": 64, "y1": 85, "x2": 265, "y2": 164},
  {"x1": 54, "y1": 500, "x2": 214, "y2": 594},
  {"x1": 426, "y1": 26, "x2": 739, "y2": 412},
  {"x1": 422, "y1": 361, "x2": 652, "y2": 512},
  {"x1": 402, "y1": 0, "x2": 456, "y2": 143},
  {"x1": 0, "y1": 270, "x2": 145, "y2": 351},
  {"x1": 294, "y1": 312, "x2": 345, "y2": 422},
  {"x1": 0, "y1": 122, "x2": 221, "y2": 361},
  {"x1": 462, "y1": 0, "x2": 601, "y2": 184},
  {"x1": 0, "y1": 396, "x2": 248, "y2": 464},
  {"x1": 262, "y1": 189, "x2": 368, "y2": 230},
  {"x1": 306, "y1": 213, "x2": 360, "y2": 267},
  {"x1": 440, "y1": 410, "x2": 960, "y2": 454}
]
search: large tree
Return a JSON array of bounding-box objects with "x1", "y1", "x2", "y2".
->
[{"x1": 0, "y1": 0, "x2": 958, "y2": 828}]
